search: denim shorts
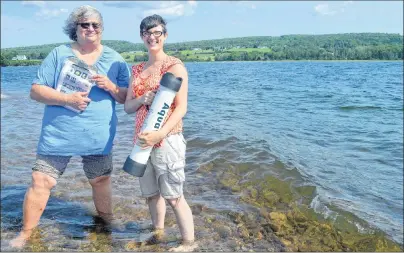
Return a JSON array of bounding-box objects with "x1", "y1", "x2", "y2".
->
[
  {"x1": 32, "y1": 153, "x2": 113, "y2": 180},
  {"x1": 139, "y1": 133, "x2": 187, "y2": 199}
]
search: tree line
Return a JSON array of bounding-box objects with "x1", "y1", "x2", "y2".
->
[
  {"x1": 210, "y1": 45, "x2": 402, "y2": 61},
  {"x1": 1, "y1": 33, "x2": 403, "y2": 66}
]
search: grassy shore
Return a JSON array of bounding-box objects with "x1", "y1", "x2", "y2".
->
[
  {"x1": 3, "y1": 59, "x2": 402, "y2": 68},
  {"x1": 1, "y1": 59, "x2": 42, "y2": 67},
  {"x1": 2, "y1": 50, "x2": 402, "y2": 67}
]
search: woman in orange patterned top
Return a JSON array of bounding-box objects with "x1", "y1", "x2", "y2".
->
[{"x1": 124, "y1": 14, "x2": 196, "y2": 250}]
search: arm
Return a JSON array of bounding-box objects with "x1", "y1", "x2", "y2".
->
[
  {"x1": 30, "y1": 84, "x2": 68, "y2": 106},
  {"x1": 159, "y1": 64, "x2": 188, "y2": 137},
  {"x1": 124, "y1": 76, "x2": 156, "y2": 114},
  {"x1": 92, "y1": 60, "x2": 130, "y2": 104},
  {"x1": 92, "y1": 75, "x2": 127, "y2": 104},
  {"x1": 30, "y1": 84, "x2": 91, "y2": 111},
  {"x1": 108, "y1": 84, "x2": 127, "y2": 104},
  {"x1": 124, "y1": 76, "x2": 143, "y2": 114}
]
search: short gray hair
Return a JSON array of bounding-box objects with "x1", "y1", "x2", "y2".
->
[{"x1": 63, "y1": 5, "x2": 103, "y2": 41}]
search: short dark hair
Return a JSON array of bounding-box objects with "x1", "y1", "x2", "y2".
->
[{"x1": 140, "y1": 14, "x2": 167, "y2": 35}]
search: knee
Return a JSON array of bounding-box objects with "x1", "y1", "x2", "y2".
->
[
  {"x1": 31, "y1": 171, "x2": 57, "y2": 190},
  {"x1": 89, "y1": 175, "x2": 111, "y2": 188},
  {"x1": 167, "y1": 196, "x2": 182, "y2": 209},
  {"x1": 146, "y1": 194, "x2": 161, "y2": 203}
]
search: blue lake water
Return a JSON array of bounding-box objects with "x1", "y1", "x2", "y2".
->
[{"x1": 1, "y1": 61, "x2": 403, "y2": 245}]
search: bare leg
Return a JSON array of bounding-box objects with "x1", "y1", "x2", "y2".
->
[
  {"x1": 165, "y1": 196, "x2": 197, "y2": 251},
  {"x1": 167, "y1": 196, "x2": 197, "y2": 252},
  {"x1": 10, "y1": 172, "x2": 57, "y2": 248},
  {"x1": 167, "y1": 196, "x2": 194, "y2": 242},
  {"x1": 89, "y1": 176, "x2": 112, "y2": 223},
  {"x1": 147, "y1": 194, "x2": 166, "y2": 230}
]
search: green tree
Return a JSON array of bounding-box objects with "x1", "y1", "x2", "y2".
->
[{"x1": 38, "y1": 52, "x2": 47, "y2": 59}]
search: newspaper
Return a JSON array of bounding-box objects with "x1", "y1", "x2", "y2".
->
[{"x1": 55, "y1": 57, "x2": 97, "y2": 113}]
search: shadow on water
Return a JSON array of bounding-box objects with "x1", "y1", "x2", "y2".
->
[{"x1": 0, "y1": 185, "x2": 160, "y2": 252}]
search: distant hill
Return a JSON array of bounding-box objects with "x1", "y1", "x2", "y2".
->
[
  {"x1": 1, "y1": 33, "x2": 403, "y2": 62},
  {"x1": 1, "y1": 40, "x2": 142, "y2": 59},
  {"x1": 166, "y1": 32, "x2": 403, "y2": 50}
]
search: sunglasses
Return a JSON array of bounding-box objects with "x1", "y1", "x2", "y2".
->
[
  {"x1": 78, "y1": 22, "x2": 101, "y2": 30},
  {"x1": 141, "y1": 31, "x2": 164, "y2": 38}
]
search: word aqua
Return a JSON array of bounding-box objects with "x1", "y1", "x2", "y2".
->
[{"x1": 154, "y1": 103, "x2": 170, "y2": 129}]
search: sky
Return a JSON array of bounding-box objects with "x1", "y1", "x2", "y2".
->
[{"x1": 1, "y1": 1, "x2": 403, "y2": 49}]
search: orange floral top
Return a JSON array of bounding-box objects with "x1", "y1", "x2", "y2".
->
[{"x1": 132, "y1": 56, "x2": 184, "y2": 147}]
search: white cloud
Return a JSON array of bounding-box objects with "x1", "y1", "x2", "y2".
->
[
  {"x1": 21, "y1": 1, "x2": 68, "y2": 19},
  {"x1": 314, "y1": 4, "x2": 337, "y2": 16},
  {"x1": 103, "y1": 1, "x2": 142, "y2": 8},
  {"x1": 237, "y1": 1, "x2": 258, "y2": 10},
  {"x1": 341, "y1": 1, "x2": 353, "y2": 12},
  {"x1": 314, "y1": 1, "x2": 353, "y2": 16},
  {"x1": 22, "y1": 1, "x2": 45, "y2": 7},
  {"x1": 36, "y1": 8, "x2": 68, "y2": 19},
  {"x1": 188, "y1": 0, "x2": 197, "y2": 7},
  {"x1": 142, "y1": 1, "x2": 197, "y2": 17},
  {"x1": 144, "y1": 3, "x2": 184, "y2": 16},
  {"x1": 102, "y1": 1, "x2": 197, "y2": 18}
]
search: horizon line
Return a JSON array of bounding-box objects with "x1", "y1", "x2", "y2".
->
[{"x1": 1, "y1": 32, "x2": 403, "y2": 50}]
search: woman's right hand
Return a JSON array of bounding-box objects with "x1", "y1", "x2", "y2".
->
[
  {"x1": 65, "y1": 91, "x2": 91, "y2": 111},
  {"x1": 141, "y1": 91, "x2": 156, "y2": 106}
]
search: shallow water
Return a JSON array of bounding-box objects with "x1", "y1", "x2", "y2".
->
[{"x1": 1, "y1": 61, "x2": 403, "y2": 250}]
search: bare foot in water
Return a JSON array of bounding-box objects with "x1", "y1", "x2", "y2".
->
[
  {"x1": 168, "y1": 241, "x2": 198, "y2": 252},
  {"x1": 145, "y1": 228, "x2": 165, "y2": 245},
  {"x1": 9, "y1": 230, "x2": 32, "y2": 249}
]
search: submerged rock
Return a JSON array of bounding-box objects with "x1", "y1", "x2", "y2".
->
[{"x1": 198, "y1": 162, "x2": 403, "y2": 252}]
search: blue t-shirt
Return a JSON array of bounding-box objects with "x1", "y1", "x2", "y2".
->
[{"x1": 33, "y1": 44, "x2": 130, "y2": 156}]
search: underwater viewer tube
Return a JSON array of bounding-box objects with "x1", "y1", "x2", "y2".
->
[{"x1": 123, "y1": 72, "x2": 183, "y2": 177}]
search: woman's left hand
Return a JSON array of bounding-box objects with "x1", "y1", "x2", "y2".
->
[
  {"x1": 137, "y1": 131, "x2": 165, "y2": 148},
  {"x1": 92, "y1": 74, "x2": 117, "y2": 93}
]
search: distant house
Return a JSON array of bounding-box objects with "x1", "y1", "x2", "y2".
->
[
  {"x1": 12, "y1": 55, "x2": 27, "y2": 60},
  {"x1": 192, "y1": 48, "x2": 202, "y2": 51}
]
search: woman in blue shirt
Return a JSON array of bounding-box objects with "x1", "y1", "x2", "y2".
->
[{"x1": 10, "y1": 5, "x2": 130, "y2": 248}]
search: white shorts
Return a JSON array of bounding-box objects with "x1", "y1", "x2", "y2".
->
[{"x1": 139, "y1": 133, "x2": 187, "y2": 199}]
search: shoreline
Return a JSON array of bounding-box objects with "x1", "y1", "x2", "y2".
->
[
  {"x1": 196, "y1": 160, "x2": 403, "y2": 251},
  {"x1": 1, "y1": 139, "x2": 402, "y2": 251},
  {"x1": 2, "y1": 59, "x2": 403, "y2": 67},
  {"x1": 2, "y1": 161, "x2": 402, "y2": 252},
  {"x1": 2, "y1": 157, "x2": 401, "y2": 252}
]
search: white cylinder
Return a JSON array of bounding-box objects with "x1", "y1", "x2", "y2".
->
[
  {"x1": 129, "y1": 85, "x2": 176, "y2": 161},
  {"x1": 123, "y1": 72, "x2": 182, "y2": 177}
]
